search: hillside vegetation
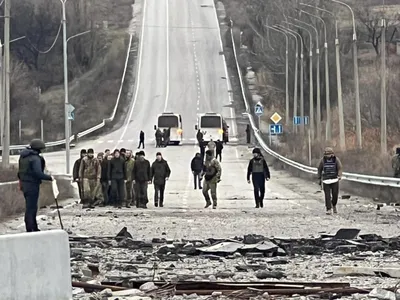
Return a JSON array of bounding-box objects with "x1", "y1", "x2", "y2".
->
[
  {"x1": 222, "y1": 0, "x2": 400, "y2": 176},
  {"x1": 0, "y1": 0, "x2": 134, "y2": 144}
]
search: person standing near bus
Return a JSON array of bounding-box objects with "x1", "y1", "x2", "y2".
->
[
  {"x1": 138, "y1": 131, "x2": 145, "y2": 149},
  {"x1": 207, "y1": 138, "x2": 216, "y2": 158},
  {"x1": 216, "y1": 139, "x2": 223, "y2": 162}
]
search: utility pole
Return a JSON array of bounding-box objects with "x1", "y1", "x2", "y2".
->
[
  {"x1": 61, "y1": 0, "x2": 71, "y2": 174},
  {"x1": 0, "y1": 39, "x2": 3, "y2": 148},
  {"x1": 380, "y1": 18, "x2": 387, "y2": 155},
  {"x1": 2, "y1": 0, "x2": 10, "y2": 168}
]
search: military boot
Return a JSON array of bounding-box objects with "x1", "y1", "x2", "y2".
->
[
  {"x1": 255, "y1": 199, "x2": 260, "y2": 208},
  {"x1": 259, "y1": 199, "x2": 264, "y2": 208}
]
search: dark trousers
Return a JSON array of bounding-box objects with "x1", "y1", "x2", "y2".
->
[
  {"x1": 154, "y1": 184, "x2": 165, "y2": 206},
  {"x1": 111, "y1": 179, "x2": 125, "y2": 206},
  {"x1": 246, "y1": 132, "x2": 251, "y2": 143},
  {"x1": 138, "y1": 140, "x2": 144, "y2": 149},
  {"x1": 323, "y1": 181, "x2": 339, "y2": 210},
  {"x1": 126, "y1": 180, "x2": 133, "y2": 206},
  {"x1": 252, "y1": 176, "x2": 265, "y2": 207},
  {"x1": 23, "y1": 185, "x2": 40, "y2": 232},
  {"x1": 136, "y1": 181, "x2": 148, "y2": 207},
  {"x1": 77, "y1": 181, "x2": 83, "y2": 200},
  {"x1": 156, "y1": 138, "x2": 162, "y2": 147},
  {"x1": 193, "y1": 172, "x2": 202, "y2": 189},
  {"x1": 200, "y1": 146, "x2": 205, "y2": 161},
  {"x1": 101, "y1": 181, "x2": 109, "y2": 205},
  {"x1": 216, "y1": 152, "x2": 222, "y2": 162}
]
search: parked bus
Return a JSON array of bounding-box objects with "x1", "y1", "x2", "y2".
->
[
  {"x1": 154, "y1": 112, "x2": 183, "y2": 145},
  {"x1": 195, "y1": 112, "x2": 228, "y2": 143}
]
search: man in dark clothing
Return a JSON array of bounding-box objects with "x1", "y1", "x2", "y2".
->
[
  {"x1": 191, "y1": 153, "x2": 203, "y2": 189},
  {"x1": 138, "y1": 131, "x2": 145, "y2": 149},
  {"x1": 162, "y1": 129, "x2": 167, "y2": 147},
  {"x1": 317, "y1": 147, "x2": 343, "y2": 215},
  {"x1": 73, "y1": 149, "x2": 86, "y2": 201},
  {"x1": 17, "y1": 139, "x2": 53, "y2": 232},
  {"x1": 199, "y1": 139, "x2": 206, "y2": 161},
  {"x1": 132, "y1": 151, "x2": 151, "y2": 208},
  {"x1": 215, "y1": 140, "x2": 223, "y2": 162},
  {"x1": 151, "y1": 152, "x2": 171, "y2": 207},
  {"x1": 196, "y1": 130, "x2": 203, "y2": 145},
  {"x1": 246, "y1": 124, "x2": 251, "y2": 144},
  {"x1": 202, "y1": 150, "x2": 222, "y2": 209},
  {"x1": 247, "y1": 148, "x2": 270, "y2": 208},
  {"x1": 100, "y1": 153, "x2": 110, "y2": 206},
  {"x1": 155, "y1": 128, "x2": 162, "y2": 147},
  {"x1": 108, "y1": 149, "x2": 127, "y2": 208}
]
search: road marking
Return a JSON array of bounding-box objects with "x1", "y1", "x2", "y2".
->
[
  {"x1": 107, "y1": 140, "x2": 114, "y2": 143},
  {"x1": 128, "y1": 139, "x2": 134, "y2": 142},
  {"x1": 118, "y1": 140, "x2": 124, "y2": 143},
  {"x1": 163, "y1": 0, "x2": 170, "y2": 112},
  {"x1": 116, "y1": 0, "x2": 148, "y2": 149},
  {"x1": 212, "y1": 0, "x2": 237, "y2": 138},
  {"x1": 97, "y1": 140, "x2": 104, "y2": 144}
]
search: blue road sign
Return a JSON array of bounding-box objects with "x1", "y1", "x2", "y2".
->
[
  {"x1": 293, "y1": 116, "x2": 309, "y2": 125},
  {"x1": 255, "y1": 104, "x2": 264, "y2": 116},
  {"x1": 68, "y1": 112, "x2": 75, "y2": 121},
  {"x1": 269, "y1": 124, "x2": 283, "y2": 135}
]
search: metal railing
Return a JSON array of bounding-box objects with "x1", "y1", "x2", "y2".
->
[
  {"x1": 229, "y1": 19, "x2": 400, "y2": 188},
  {"x1": 0, "y1": 33, "x2": 134, "y2": 151}
]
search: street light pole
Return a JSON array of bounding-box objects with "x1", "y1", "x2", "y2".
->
[
  {"x1": 2, "y1": 0, "x2": 10, "y2": 168},
  {"x1": 61, "y1": 0, "x2": 71, "y2": 174},
  {"x1": 276, "y1": 26, "x2": 299, "y2": 131},
  {"x1": 292, "y1": 17, "x2": 320, "y2": 141},
  {"x1": 266, "y1": 25, "x2": 289, "y2": 126},
  {"x1": 282, "y1": 22, "x2": 305, "y2": 134},
  {"x1": 331, "y1": 0, "x2": 361, "y2": 149},
  {"x1": 287, "y1": 18, "x2": 314, "y2": 138},
  {"x1": 380, "y1": 18, "x2": 387, "y2": 154}
]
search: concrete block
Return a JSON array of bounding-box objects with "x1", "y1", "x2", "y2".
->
[{"x1": 0, "y1": 230, "x2": 72, "y2": 300}]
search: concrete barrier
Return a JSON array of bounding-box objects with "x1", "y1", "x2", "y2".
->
[{"x1": 1, "y1": 230, "x2": 72, "y2": 300}]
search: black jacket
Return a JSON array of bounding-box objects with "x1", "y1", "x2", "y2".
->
[
  {"x1": 139, "y1": 131, "x2": 145, "y2": 142},
  {"x1": 101, "y1": 159, "x2": 110, "y2": 182},
  {"x1": 191, "y1": 156, "x2": 203, "y2": 173},
  {"x1": 151, "y1": 159, "x2": 171, "y2": 185},
  {"x1": 17, "y1": 148, "x2": 52, "y2": 185},
  {"x1": 108, "y1": 157, "x2": 127, "y2": 180},
  {"x1": 73, "y1": 158, "x2": 82, "y2": 181},
  {"x1": 216, "y1": 142, "x2": 224, "y2": 153},
  {"x1": 132, "y1": 157, "x2": 151, "y2": 182}
]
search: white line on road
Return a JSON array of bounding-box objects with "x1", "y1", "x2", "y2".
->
[
  {"x1": 116, "y1": 0, "x2": 148, "y2": 148},
  {"x1": 163, "y1": 0, "x2": 170, "y2": 112}
]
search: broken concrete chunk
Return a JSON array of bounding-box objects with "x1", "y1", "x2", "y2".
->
[
  {"x1": 157, "y1": 244, "x2": 176, "y2": 255},
  {"x1": 100, "y1": 288, "x2": 113, "y2": 296},
  {"x1": 139, "y1": 282, "x2": 158, "y2": 292},
  {"x1": 334, "y1": 228, "x2": 360, "y2": 240},
  {"x1": 368, "y1": 287, "x2": 396, "y2": 300},
  {"x1": 255, "y1": 270, "x2": 286, "y2": 279},
  {"x1": 198, "y1": 241, "x2": 243, "y2": 254},
  {"x1": 333, "y1": 266, "x2": 400, "y2": 278},
  {"x1": 116, "y1": 227, "x2": 133, "y2": 239},
  {"x1": 112, "y1": 289, "x2": 144, "y2": 297}
]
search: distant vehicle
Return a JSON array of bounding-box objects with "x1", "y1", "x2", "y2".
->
[
  {"x1": 195, "y1": 112, "x2": 228, "y2": 143},
  {"x1": 154, "y1": 112, "x2": 183, "y2": 145}
]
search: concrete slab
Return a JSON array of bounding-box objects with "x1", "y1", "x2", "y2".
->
[{"x1": 0, "y1": 230, "x2": 72, "y2": 300}]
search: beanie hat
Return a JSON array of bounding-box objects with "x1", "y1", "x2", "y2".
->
[
  {"x1": 120, "y1": 148, "x2": 126, "y2": 154},
  {"x1": 80, "y1": 149, "x2": 87, "y2": 155},
  {"x1": 252, "y1": 148, "x2": 261, "y2": 154},
  {"x1": 113, "y1": 149, "x2": 120, "y2": 154},
  {"x1": 87, "y1": 148, "x2": 94, "y2": 154},
  {"x1": 156, "y1": 152, "x2": 162, "y2": 156}
]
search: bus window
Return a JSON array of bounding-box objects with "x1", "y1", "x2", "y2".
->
[
  {"x1": 200, "y1": 116, "x2": 221, "y2": 128},
  {"x1": 158, "y1": 116, "x2": 179, "y2": 128}
]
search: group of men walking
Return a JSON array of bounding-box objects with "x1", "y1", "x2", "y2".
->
[
  {"x1": 155, "y1": 128, "x2": 171, "y2": 147},
  {"x1": 72, "y1": 148, "x2": 171, "y2": 209}
]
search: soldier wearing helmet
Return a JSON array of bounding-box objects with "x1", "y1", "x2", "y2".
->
[
  {"x1": 317, "y1": 147, "x2": 343, "y2": 215},
  {"x1": 247, "y1": 147, "x2": 270, "y2": 208},
  {"x1": 17, "y1": 139, "x2": 53, "y2": 232}
]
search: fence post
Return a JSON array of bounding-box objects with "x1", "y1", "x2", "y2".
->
[
  {"x1": 18, "y1": 119, "x2": 21, "y2": 143},
  {"x1": 40, "y1": 119, "x2": 44, "y2": 142}
]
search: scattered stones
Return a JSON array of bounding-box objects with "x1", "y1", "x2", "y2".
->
[
  {"x1": 139, "y1": 282, "x2": 158, "y2": 292},
  {"x1": 255, "y1": 270, "x2": 286, "y2": 280}
]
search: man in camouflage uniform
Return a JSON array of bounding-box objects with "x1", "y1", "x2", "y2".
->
[
  {"x1": 125, "y1": 150, "x2": 135, "y2": 208},
  {"x1": 202, "y1": 150, "x2": 222, "y2": 209},
  {"x1": 79, "y1": 148, "x2": 101, "y2": 208},
  {"x1": 92, "y1": 152, "x2": 104, "y2": 206},
  {"x1": 392, "y1": 147, "x2": 400, "y2": 178}
]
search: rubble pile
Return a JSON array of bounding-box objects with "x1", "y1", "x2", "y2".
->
[{"x1": 69, "y1": 229, "x2": 400, "y2": 299}]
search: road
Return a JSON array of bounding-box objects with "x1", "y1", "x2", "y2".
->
[{"x1": 3, "y1": 0, "x2": 399, "y2": 239}]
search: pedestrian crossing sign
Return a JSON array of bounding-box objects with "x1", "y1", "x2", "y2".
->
[{"x1": 254, "y1": 103, "x2": 264, "y2": 116}]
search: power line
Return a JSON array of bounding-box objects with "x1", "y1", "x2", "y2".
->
[{"x1": 25, "y1": 22, "x2": 62, "y2": 54}]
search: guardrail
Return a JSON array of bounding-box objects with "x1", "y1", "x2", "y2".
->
[
  {"x1": 0, "y1": 33, "x2": 134, "y2": 151},
  {"x1": 229, "y1": 19, "x2": 400, "y2": 188}
]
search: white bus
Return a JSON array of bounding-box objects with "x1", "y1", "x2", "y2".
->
[
  {"x1": 195, "y1": 113, "x2": 228, "y2": 143},
  {"x1": 154, "y1": 112, "x2": 183, "y2": 145}
]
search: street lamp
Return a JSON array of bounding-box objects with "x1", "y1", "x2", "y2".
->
[
  {"x1": 60, "y1": 0, "x2": 91, "y2": 174},
  {"x1": 292, "y1": 16, "x2": 320, "y2": 140},
  {"x1": 300, "y1": 5, "x2": 332, "y2": 141},
  {"x1": 274, "y1": 26, "x2": 299, "y2": 130},
  {"x1": 331, "y1": 0, "x2": 361, "y2": 149},
  {"x1": 265, "y1": 25, "x2": 289, "y2": 126},
  {"x1": 287, "y1": 17, "x2": 314, "y2": 137},
  {"x1": 282, "y1": 22, "x2": 305, "y2": 133}
]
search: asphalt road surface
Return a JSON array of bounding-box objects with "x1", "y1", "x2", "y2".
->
[{"x1": 3, "y1": 0, "x2": 399, "y2": 240}]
